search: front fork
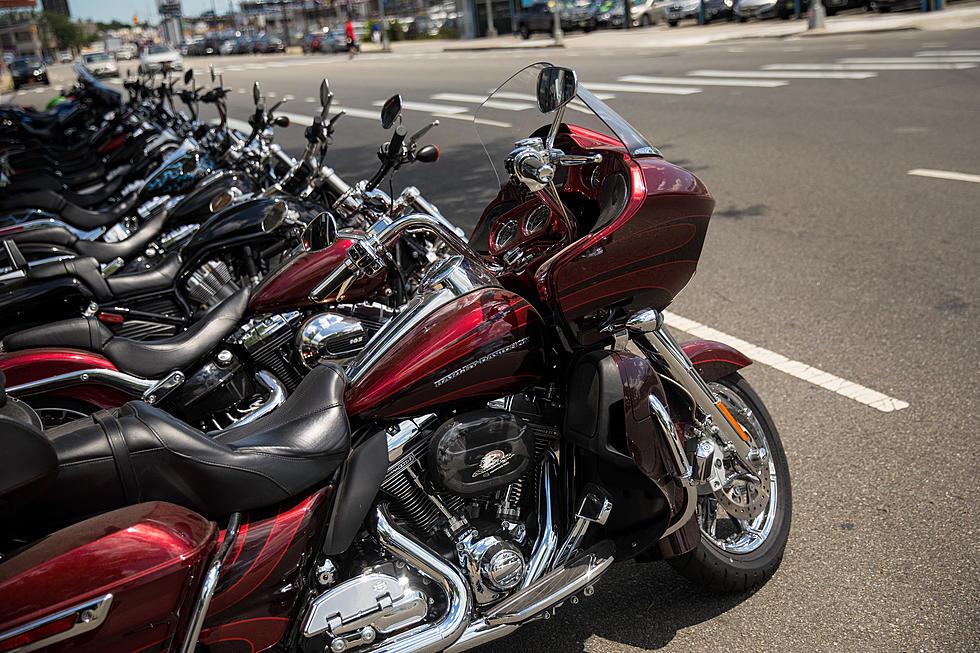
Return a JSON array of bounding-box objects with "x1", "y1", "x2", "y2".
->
[{"x1": 622, "y1": 309, "x2": 768, "y2": 533}]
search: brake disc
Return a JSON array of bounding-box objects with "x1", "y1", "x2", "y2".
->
[{"x1": 707, "y1": 387, "x2": 772, "y2": 521}]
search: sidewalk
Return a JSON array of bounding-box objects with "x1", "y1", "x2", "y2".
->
[{"x1": 355, "y1": 2, "x2": 980, "y2": 55}]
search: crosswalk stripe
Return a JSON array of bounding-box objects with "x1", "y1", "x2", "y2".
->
[
  {"x1": 915, "y1": 50, "x2": 980, "y2": 56},
  {"x1": 763, "y1": 62, "x2": 976, "y2": 70},
  {"x1": 907, "y1": 168, "x2": 980, "y2": 184},
  {"x1": 838, "y1": 57, "x2": 980, "y2": 64},
  {"x1": 619, "y1": 74, "x2": 788, "y2": 88},
  {"x1": 491, "y1": 90, "x2": 617, "y2": 101},
  {"x1": 690, "y1": 69, "x2": 876, "y2": 79},
  {"x1": 373, "y1": 99, "x2": 469, "y2": 115},
  {"x1": 431, "y1": 93, "x2": 533, "y2": 111},
  {"x1": 584, "y1": 82, "x2": 701, "y2": 96}
]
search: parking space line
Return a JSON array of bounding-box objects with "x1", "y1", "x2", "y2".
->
[
  {"x1": 838, "y1": 57, "x2": 980, "y2": 64},
  {"x1": 663, "y1": 311, "x2": 910, "y2": 413},
  {"x1": 907, "y1": 168, "x2": 980, "y2": 184},
  {"x1": 431, "y1": 93, "x2": 533, "y2": 111},
  {"x1": 619, "y1": 74, "x2": 788, "y2": 88},
  {"x1": 916, "y1": 50, "x2": 980, "y2": 56},
  {"x1": 763, "y1": 62, "x2": 976, "y2": 70},
  {"x1": 690, "y1": 69, "x2": 876, "y2": 79},
  {"x1": 373, "y1": 99, "x2": 469, "y2": 115},
  {"x1": 585, "y1": 82, "x2": 701, "y2": 96}
]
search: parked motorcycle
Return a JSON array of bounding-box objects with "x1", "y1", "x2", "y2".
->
[{"x1": 0, "y1": 64, "x2": 790, "y2": 653}]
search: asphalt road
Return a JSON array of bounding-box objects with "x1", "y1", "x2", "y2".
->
[{"x1": 13, "y1": 24, "x2": 980, "y2": 652}]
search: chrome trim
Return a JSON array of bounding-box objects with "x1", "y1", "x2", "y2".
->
[
  {"x1": 141, "y1": 369, "x2": 185, "y2": 404},
  {"x1": 442, "y1": 620, "x2": 519, "y2": 653},
  {"x1": 178, "y1": 512, "x2": 241, "y2": 653},
  {"x1": 367, "y1": 504, "x2": 470, "y2": 653},
  {"x1": 7, "y1": 368, "x2": 156, "y2": 397},
  {"x1": 228, "y1": 371, "x2": 286, "y2": 428},
  {"x1": 386, "y1": 415, "x2": 435, "y2": 463},
  {"x1": 485, "y1": 540, "x2": 614, "y2": 627},
  {"x1": 552, "y1": 485, "x2": 613, "y2": 568},
  {"x1": 0, "y1": 593, "x2": 113, "y2": 653},
  {"x1": 521, "y1": 452, "x2": 558, "y2": 589}
]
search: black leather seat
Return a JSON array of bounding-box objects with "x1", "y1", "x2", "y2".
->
[
  {"x1": 0, "y1": 190, "x2": 138, "y2": 230},
  {"x1": 21, "y1": 251, "x2": 181, "y2": 302},
  {"x1": 43, "y1": 364, "x2": 349, "y2": 519},
  {"x1": 7, "y1": 205, "x2": 168, "y2": 264},
  {"x1": 2, "y1": 287, "x2": 249, "y2": 379},
  {"x1": 0, "y1": 372, "x2": 55, "y2": 513}
]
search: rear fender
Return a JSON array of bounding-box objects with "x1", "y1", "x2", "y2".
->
[
  {"x1": 682, "y1": 339, "x2": 751, "y2": 382},
  {"x1": 0, "y1": 348, "x2": 133, "y2": 409}
]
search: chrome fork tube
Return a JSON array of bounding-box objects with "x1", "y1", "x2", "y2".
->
[{"x1": 370, "y1": 504, "x2": 470, "y2": 653}]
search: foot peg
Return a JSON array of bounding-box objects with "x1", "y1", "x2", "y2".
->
[{"x1": 552, "y1": 484, "x2": 612, "y2": 567}]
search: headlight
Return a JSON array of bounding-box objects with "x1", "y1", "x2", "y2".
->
[
  {"x1": 33, "y1": 69, "x2": 42, "y2": 75},
  {"x1": 725, "y1": 0, "x2": 733, "y2": 5}
]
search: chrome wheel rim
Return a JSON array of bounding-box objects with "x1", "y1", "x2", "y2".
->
[{"x1": 697, "y1": 381, "x2": 779, "y2": 555}]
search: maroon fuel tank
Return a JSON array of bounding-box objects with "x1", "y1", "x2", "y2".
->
[
  {"x1": 345, "y1": 287, "x2": 545, "y2": 420},
  {"x1": 248, "y1": 237, "x2": 387, "y2": 314}
]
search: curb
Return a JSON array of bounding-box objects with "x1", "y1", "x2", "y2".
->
[
  {"x1": 442, "y1": 43, "x2": 565, "y2": 52},
  {"x1": 790, "y1": 25, "x2": 920, "y2": 38}
]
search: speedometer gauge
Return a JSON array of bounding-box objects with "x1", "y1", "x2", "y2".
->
[
  {"x1": 493, "y1": 219, "x2": 519, "y2": 251},
  {"x1": 524, "y1": 205, "x2": 551, "y2": 236}
]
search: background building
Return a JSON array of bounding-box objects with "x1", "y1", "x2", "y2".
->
[{"x1": 40, "y1": 0, "x2": 70, "y2": 16}]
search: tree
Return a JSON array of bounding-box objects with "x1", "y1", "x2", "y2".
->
[
  {"x1": 41, "y1": 11, "x2": 85, "y2": 51},
  {"x1": 96, "y1": 19, "x2": 129, "y2": 31}
]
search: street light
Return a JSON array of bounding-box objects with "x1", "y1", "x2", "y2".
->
[{"x1": 552, "y1": 0, "x2": 563, "y2": 44}]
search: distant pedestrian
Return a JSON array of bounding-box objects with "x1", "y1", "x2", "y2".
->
[
  {"x1": 345, "y1": 17, "x2": 359, "y2": 59},
  {"x1": 371, "y1": 23, "x2": 381, "y2": 45}
]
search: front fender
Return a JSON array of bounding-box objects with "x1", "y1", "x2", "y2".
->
[
  {"x1": 682, "y1": 339, "x2": 751, "y2": 382},
  {"x1": 0, "y1": 348, "x2": 132, "y2": 409}
]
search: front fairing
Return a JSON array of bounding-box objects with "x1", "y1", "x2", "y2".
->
[
  {"x1": 166, "y1": 170, "x2": 257, "y2": 229},
  {"x1": 137, "y1": 138, "x2": 215, "y2": 202}
]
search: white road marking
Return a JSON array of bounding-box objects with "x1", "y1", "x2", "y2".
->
[
  {"x1": 844, "y1": 44, "x2": 866, "y2": 50},
  {"x1": 491, "y1": 90, "x2": 617, "y2": 101},
  {"x1": 372, "y1": 99, "x2": 468, "y2": 115},
  {"x1": 237, "y1": 88, "x2": 246, "y2": 94},
  {"x1": 282, "y1": 94, "x2": 295, "y2": 101},
  {"x1": 907, "y1": 168, "x2": 980, "y2": 184},
  {"x1": 838, "y1": 57, "x2": 980, "y2": 64},
  {"x1": 331, "y1": 106, "x2": 386, "y2": 121},
  {"x1": 763, "y1": 62, "x2": 976, "y2": 70},
  {"x1": 304, "y1": 96, "x2": 315, "y2": 103},
  {"x1": 663, "y1": 311, "x2": 910, "y2": 412},
  {"x1": 223, "y1": 66, "x2": 245, "y2": 72},
  {"x1": 916, "y1": 50, "x2": 980, "y2": 56},
  {"x1": 690, "y1": 69, "x2": 876, "y2": 79},
  {"x1": 225, "y1": 117, "x2": 253, "y2": 133},
  {"x1": 245, "y1": 64, "x2": 266, "y2": 70},
  {"x1": 619, "y1": 74, "x2": 788, "y2": 88},
  {"x1": 431, "y1": 93, "x2": 533, "y2": 111},
  {"x1": 728, "y1": 47, "x2": 745, "y2": 53},
  {"x1": 33, "y1": 88, "x2": 45, "y2": 93},
  {"x1": 266, "y1": 91, "x2": 277, "y2": 98},
  {"x1": 584, "y1": 82, "x2": 702, "y2": 96}
]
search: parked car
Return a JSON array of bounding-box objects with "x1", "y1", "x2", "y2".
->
[
  {"x1": 252, "y1": 34, "x2": 286, "y2": 54},
  {"x1": 405, "y1": 16, "x2": 440, "y2": 38},
  {"x1": 139, "y1": 44, "x2": 183, "y2": 74},
  {"x1": 80, "y1": 51, "x2": 119, "y2": 78},
  {"x1": 302, "y1": 31, "x2": 327, "y2": 53},
  {"x1": 734, "y1": 0, "x2": 806, "y2": 19},
  {"x1": 868, "y1": 0, "x2": 914, "y2": 12},
  {"x1": 664, "y1": 0, "x2": 734, "y2": 23},
  {"x1": 57, "y1": 50, "x2": 73, "y2": 63},
  {"x1": 10, "y1": 56, "x2": 48, "y2": 89},
  {"x1": 516, "y1": 0, "x2": 596, "y2": 39},
  {"x1": 116, "y1": 43, "x2": 137, "y2": 60}
]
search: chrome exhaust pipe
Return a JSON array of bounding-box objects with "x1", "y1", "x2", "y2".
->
[{"x1": 367, "y1": 504, "x2": 471, "y2": 653}]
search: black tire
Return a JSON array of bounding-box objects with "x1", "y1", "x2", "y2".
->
[
  {"x1": 668, "y1": 19, "x2": 679, "y2": 26},
  {"x1": 25, "y1": 396, "x2": 98, "y2": 428},
  {"x1": 739, "y1": 15, "x2": 749, "y2": 21},
  {"x1": 520, "y1": 24, "x2": 531, "y2": 39},
  {"x1": 668, "y1": 373, "x2": 792, "y2": 593},
  {"x1": 640, "y1": 13, "x2": 652, "y2": 26}
]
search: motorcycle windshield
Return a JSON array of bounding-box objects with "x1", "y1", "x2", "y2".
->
[{"x1": 474, "y1": 62, "x2": 660, "y2": 188}]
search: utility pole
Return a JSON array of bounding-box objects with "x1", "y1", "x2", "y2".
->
[
  {"x1": 552, "y1": 0, "x2": 563, "y2": 44},
  {"x1": 623, "y1": 0, "x2": 631, "y2": 30},
  {"x1": 280, "y1": 0, "x2": 291, "y2": 45},
  {"x1": 807, "y1": 0, "x2": 825, "y2": 28},
  {"x1": 377, "y1": 0, "x2": 391, "y2": 51},
  {"x1": 485, "y1": 0, "x2": 497, "y2": 37}
]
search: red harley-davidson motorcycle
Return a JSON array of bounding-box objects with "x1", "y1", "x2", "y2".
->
[{"x1": 0, "y1": 64, "x2": 791, "y2": 653}]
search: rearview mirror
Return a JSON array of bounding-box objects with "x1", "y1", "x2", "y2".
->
[
  {"x1": 253, "y1": 81, "x2": 261, "y2": 104},
  {"x1": 183, "y1": 69, "x2": 193, "y2": 84},
  {"x1": 380, "y1": 94, "x2": 402, "y2": 130},
  {"x1": 303, "y1": 212, "x2": 337, "y2": 251},
  {"x1": 319, "y1": 78, "x2": 330, "y2": 107},
  {"x1": 536, "y1": 66, "x2": 578, "y2": 114},
  {"x1": 209, "y1": 64, "x2": 215, "y2": 82}
]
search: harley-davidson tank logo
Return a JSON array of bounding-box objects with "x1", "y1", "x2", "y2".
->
[
  {"x1": 433, "y1": 337, "x2": 531, "y2": 388},
  {"x1": 474, "y1": 449, "x2": 515, "y2": 478}
]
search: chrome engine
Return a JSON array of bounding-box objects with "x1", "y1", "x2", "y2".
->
[{"x1": 186, "y1": 259, "x2": 239, "y2": 308}]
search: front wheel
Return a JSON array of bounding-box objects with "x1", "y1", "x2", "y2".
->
[
  {"x1": 668, "y1": 19, "x2": 679, "y2": 26},
  {"x1": 520, "y1": 24, "x2": 531, "y2": 39},
  {"x1": 669, "y1": 372, "x2": 792, "y2": 592}
]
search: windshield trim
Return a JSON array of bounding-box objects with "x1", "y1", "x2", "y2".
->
[{"x1": 575, "y1": 84, "x2": 661, "y2": 159}]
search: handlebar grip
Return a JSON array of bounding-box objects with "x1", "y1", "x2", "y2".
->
[
  {"x1": 309, "y1": 260, "x2": 356, "y2": 303},
  {"x1": 388, "y1": 126, "x2": 407, "y2": 162},
  {"x1": 322, "y1": 167, "x2": 351, "y2": 196}
]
